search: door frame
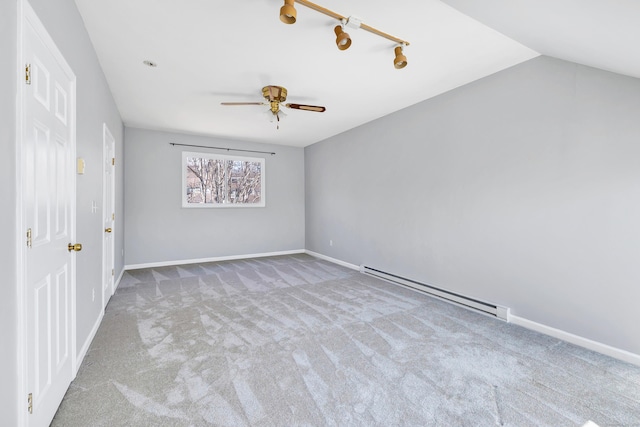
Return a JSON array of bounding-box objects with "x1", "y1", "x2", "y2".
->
[
  {"x1": 15, "y1": 0, "x2": 78, "y2": 424},
  {"x1": 102, "y1": 123, "x2": 115, "y2": 307}
]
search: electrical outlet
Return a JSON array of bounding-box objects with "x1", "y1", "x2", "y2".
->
[{"x1": 330, "y1": 240, "x2": 333, "y2": 246}]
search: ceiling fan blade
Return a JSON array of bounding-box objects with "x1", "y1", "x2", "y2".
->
[
  {"x1": 221, "y1": 102, "x2": 265, "y2": 106},
  {"x1": 285, "y1": 103, "x2": 326, "y2": 112}
]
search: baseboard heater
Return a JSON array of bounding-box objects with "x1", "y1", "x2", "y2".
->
[{"x1": 360, "y1": 266, "x2": 510, "y2": 321}]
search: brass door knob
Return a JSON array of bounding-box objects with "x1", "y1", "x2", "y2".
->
[
  {"x1": 68, "y1": 243, "x2": 82, "y2": 252},
  {"x1": 105, "y1": 228, "x2": 112, "y2": 233}
]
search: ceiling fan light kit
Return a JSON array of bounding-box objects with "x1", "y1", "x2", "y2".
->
[
  {"x1": 279, "y1": 0, "x2": 410, "y2": 68},
  {"x1": 265, "y1": 108, "x2": 286, "y2": 124}
]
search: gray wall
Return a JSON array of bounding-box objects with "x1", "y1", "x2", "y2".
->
[
  {"x1": 2, "y1": 0, "x2": 124, "y2": 422},
  {"x1": 1, "y1": 0, "x2": 19, "y2": 424},
  {"x1": 124, "y1": 128, "x2": 305, "y2": 266},
  {"x1": 305, "y1": 56, "x2": 640, "y2": 355}
]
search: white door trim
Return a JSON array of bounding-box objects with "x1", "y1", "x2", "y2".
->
[
  {"x1": 16, "y1": 2, "x2": 25, "y2": 423},
  {"x1": 16, "y1": 0, "x2": 77, "y2": 424},
  {"x1": 102, "y1": 122, "x2": 115, "y2": 308}
]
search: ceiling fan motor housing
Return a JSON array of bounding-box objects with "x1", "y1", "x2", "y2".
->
[{"x1": 262, "y1": 85, "x2": 287, "y2": 102}]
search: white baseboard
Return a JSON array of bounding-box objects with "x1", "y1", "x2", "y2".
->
[
  {"x1": 125, "y1": 249, "x2": 306, "y2": 270},
  {"x1": 304, "y1": 250, "x2": 360, "y2": 271},
  {"x1": 73, "y1": 268, "x2": 129, "y2": 375},
  {"x1": 75, "y1": 309, "x2": 104, "y2": 374},
  {"x1": 509, "y1": 314, "x2": 640, "y2": 367},
  {"x1": 114, "y1": 267, "x2": 125, "y2": 291}
]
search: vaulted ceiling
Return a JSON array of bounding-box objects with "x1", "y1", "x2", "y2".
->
[
  {"x1": 74, "y1": 0, "x2": 637, "y2": 147},
  {"x1": 442, "y1": 0, "x2": 640, "y2": 80}
]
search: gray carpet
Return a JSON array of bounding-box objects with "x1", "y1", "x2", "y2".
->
[{"x1": 52, "y1": 254, "x2": 640, "y2": 426}]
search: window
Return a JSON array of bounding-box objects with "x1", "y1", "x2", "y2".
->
[{"x1": 182, "y1": 151, "x2": 265, "y2": 208}]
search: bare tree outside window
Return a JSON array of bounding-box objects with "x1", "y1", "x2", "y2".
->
[{"x1": 182, "y1": 151, "x2": 265, "y2": 207}]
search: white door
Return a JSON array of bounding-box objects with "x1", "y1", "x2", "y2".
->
[
  {"x1": 21, "y1": 2, "x2": 77, "y2": 426},
  {"x1": 102, "y1": 124, "x2": 115, "y2": 307}
]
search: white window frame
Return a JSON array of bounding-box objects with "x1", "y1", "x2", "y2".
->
[{"x1": 182, "y1": 151, "x2": 265, "y2": 208}]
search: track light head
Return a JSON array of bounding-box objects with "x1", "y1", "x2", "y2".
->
[
  {"x1": 334, "y1": 25, "x2": 352, "y2": 50},
  {"x1": 394, "y1": 45, "x2": 407, "y2": 69},
  {"x1": 280, "y1": 0, "x2": 297, "y2": 24}
]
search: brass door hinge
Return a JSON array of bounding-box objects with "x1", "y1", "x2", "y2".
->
[
  {"x1": 112, "y1": 213, "x2": 115, "y2": 220},
  {"x1": 112, "y1": 268, "x2": 114, "y2": 276},
  {"x1": 26, "y1": 228, "x2": 32, "y2": 248},
  {"x1": 28, "y1": 393, "x2": 33, "y2": 414},
  {"x1": 25, "y1": 64, "x2": 31, "y2": 85},
  {"x1": 112, "y1": 157, "x2": 115, "y2": 166}
]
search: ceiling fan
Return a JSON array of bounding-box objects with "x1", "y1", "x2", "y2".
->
[{"x1": 221, "y1": 85, "x2": 326, "y2": 128}]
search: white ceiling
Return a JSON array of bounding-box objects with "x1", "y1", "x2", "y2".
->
[
  {"x1": 73, "y1": 0, "x2": 542, "y2": 147},
  {"x1": 441, "y1": 0, "x2": 640, "y2": 81},
  {"x1": 73, "y1": 0, "x2": 640, "y2": 148}
]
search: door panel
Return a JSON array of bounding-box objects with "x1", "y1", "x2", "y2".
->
[
  {"x1": 54, "y1": 136, "x2": 69, "y2": 238},
  {"x1": 22, "y1": 3, "x2": 76, "y2": 426}
]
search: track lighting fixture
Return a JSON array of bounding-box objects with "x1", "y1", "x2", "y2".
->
[
  {"x1": 334, "y1": 24, "x2": 352, "y2": 50},
  {"x1": 278, "y1": 0, "x2": 410, "y2": 69},
  {"x1": 394, "y1": 45, "x2": 407, "y2": 69},
  {"x1": 280, "y1": 0, "x2": 297, "y2": 24}
]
